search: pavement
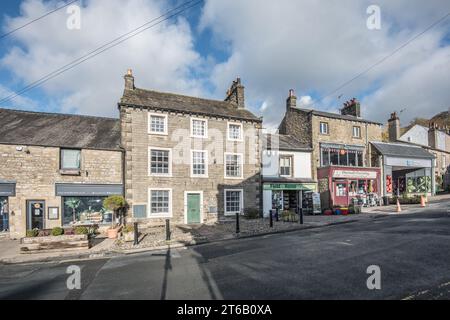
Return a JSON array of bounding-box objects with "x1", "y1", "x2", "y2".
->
[
  {"x1": 0, "y1": 200, "x2": 448, "y2": 300},
  {"x1": 1, "y1": 193, "x2": 448, "y2": 265}
]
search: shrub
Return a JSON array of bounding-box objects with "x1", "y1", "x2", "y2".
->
[
  {"x1": 123, "y1": 224, "x2": 135, "y2": 233},
  {"x1": 244, "y1": 208, "x2": 260, "y2": 220},
  {"x1": 74, "y1": 226, "x2": 89, "y2": 235},
  {"x1": 26, "y1": 229, "x2": 39, "y2": 238},
  {"x1": 51, "y1": 227, "x2": 64, "y2": 236}
]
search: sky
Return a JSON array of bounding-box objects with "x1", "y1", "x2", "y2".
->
[{"x1": 0, "y1": 0, "x2": 449, "y2": 130}]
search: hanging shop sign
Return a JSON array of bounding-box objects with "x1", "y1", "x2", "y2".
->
[
  {"x1": 333, "y1": 170, "x2": 377, "y2": 179},
  {"x1": 263, "y1": 183, "x2": 317, "y2": 191}
]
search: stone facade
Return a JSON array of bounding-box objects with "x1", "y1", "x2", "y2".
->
[
  {"x1": 0, "y1": 144, "x2": 122, "y2": 239},
  {"x1": 120, "y1": 74, "x2": 262, "y2": 225},
  {"x1": 279, "y1": 98, "x2": 383, "y2": 180}
]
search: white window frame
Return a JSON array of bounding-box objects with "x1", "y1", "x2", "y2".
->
[
  {"x1": 148, "y1": 147, "x2": 172, "y2": 177},
  {"x1": 224, "y1": 189, "x2": 244, "y2": 216},
  {"x1": 148, "y1": 112, "x2": 168, "y2": 135},
  {"x1": 353, "y1": 126, "x2": 361, "y2": 138},
  {"x1": 224, "y1": 152, "x2": 244, "y2": 179},
  {"x1": 320, "y1": 122, "x2": 329, "y2": 135},
  {"x1": 227, "y1": 122, "x2": 243, "y2": 141},
  {"x1": 279, "y1": 155, "x2": 293, "y2": 177},
  {"x1": 191, "y1": 150, "x2": 209, "y2": 178},
  {"x1": 148, "y1": 188, "x2": 172, "y2": 218},
  {"x1": 190, "y1": 117, "x2": 208, "y2": 138}
]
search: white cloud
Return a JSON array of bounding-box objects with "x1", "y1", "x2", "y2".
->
[
  {"x1": 200, "y1": 0, "x2": 450, "y2": 125},
  {"x1": 1, "y1": 0, "x2": 206, "y2": 117}
]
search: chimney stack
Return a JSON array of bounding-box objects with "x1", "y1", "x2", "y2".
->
[
  {"x1": 225, "y1": 77, "x2": 245, "y2": 109},
  {"x1": 124, "y1": 69, "x2": 135, "y2": 91},
  {"x1": 341, "y1": 98, "x2": 361, "y2": 117},
  {"x1": 428, "y1": 122, "x2": 438, "y2": 148},
  {"x1": 388, "y1": 112, "x2": 400, "y2": 142},
  {"x1": 286, "y1": 89, "x2": 297, "y2": 110}
]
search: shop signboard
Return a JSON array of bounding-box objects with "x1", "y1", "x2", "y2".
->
[
  {"x1": 385, "y1": 157, "x2": 432, "y2": 168},
  {"x1": 263, "y1": 183, "x2": 317, "y2": 191},
  {"x1": 312, "y1": 192, "x2": 321, "y2": 214},
  {"x1": 333, "y1": 170, "x2": 377, "y2": 179}
]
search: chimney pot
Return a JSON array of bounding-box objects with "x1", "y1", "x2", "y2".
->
[{"x1": 124, "y1": 69, "x2": 135, "y2": 90}]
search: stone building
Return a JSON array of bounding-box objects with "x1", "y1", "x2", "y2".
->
[
  {"x1": 387, "y1": 113, "x2": 449, "y2": 192},
  {"x1": 0, "y1": 109, "x2": 123, "y2": 239},
  {"x1": 261, "y1": 133, "x2": 317, "y2": 217},
  {"x1": 119, "y1": 70, "x2": 262, "y2": 225},
  {"x1": 278, "y1": 92, "x2": 383, "y2": 207}
]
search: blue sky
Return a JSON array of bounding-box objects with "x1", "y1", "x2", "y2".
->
[{"x1": 0, "y1": 0, "x2": 449, "y2": 129}]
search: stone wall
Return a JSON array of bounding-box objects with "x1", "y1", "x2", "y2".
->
[
  {"x1": 120, "y1": 106, "x2": 262, "y2": 225},
  {"x1": 0, "y1": 145, "x2": 122, "y2": 238}
]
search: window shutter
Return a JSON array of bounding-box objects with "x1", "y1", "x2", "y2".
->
[{"x1": 133, "y1": 205, "x2": 147, "y2": 219}]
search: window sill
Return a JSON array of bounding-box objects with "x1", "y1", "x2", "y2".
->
[
  {"x1": 148, "y1": 132, "x2": 168, "y2": 136},
  {"x1": 59, "y1": 169, "x2": 81, "y2": 176},
  {"x1": 224, "y1": 176, "x2": 244, "y2": 180}
]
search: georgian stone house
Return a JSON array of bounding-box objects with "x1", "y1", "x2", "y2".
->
[
  {"x1": 0, "y1": 109, "x2": 123, "y2": 239},
  {"x1": 119, "y1": 70, "x2": 262, "y2": 225}
]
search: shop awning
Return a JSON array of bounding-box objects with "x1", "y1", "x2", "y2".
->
[
  {"x1": 0, "y1": 181, "x2": 15, "y2": 196},
  {"x1": 55, "y1": 184, "x2": 123, "y2": 196}
]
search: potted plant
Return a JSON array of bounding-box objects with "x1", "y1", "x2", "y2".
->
[
  {"x1": 122, "y1": 224, "x2": 135, "y2": 242},
  {"x1": 103, "y1": 195, "x2": 127, "y2": 239}
]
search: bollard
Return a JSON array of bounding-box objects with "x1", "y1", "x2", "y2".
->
[
  {"x1": 269, "y1": 209, "x2": 273, "y2": 228},
  {"x1": 236, "y1": 212, "x2": 240, "y2": 234},
  {"x1": 275, "y1": 208, "x2": 280, "y2": 222},
  {"x1": 133, "y1": 222, "x2": 139, "y2": 246},
  {"x1": 299, "y1": 208, "x2": 304, "y2": 225},
  {"x1": 165, "y1": 219, "x2": 171, "y2": 241}
]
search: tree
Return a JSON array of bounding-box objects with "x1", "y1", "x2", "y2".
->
[
  {"x1": 65, "y1": 198, "x2": 81, "y2": 224},
  {"x1": 103, "y1": 195, "x2": 127, "y2": 228}
]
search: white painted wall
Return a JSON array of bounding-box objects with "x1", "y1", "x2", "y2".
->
[
  {"x1": 399, "y1": 125, "x2": 428, "y2": 146},
  {"x1": 262, "y1": 150, "x2": 312, "y2": 179}
]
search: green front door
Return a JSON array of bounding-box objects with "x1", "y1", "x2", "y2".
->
[{"x1": 187, "y1": 193, "x2": 201, "y2": 224}]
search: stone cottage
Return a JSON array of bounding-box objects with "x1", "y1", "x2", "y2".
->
[
  {"x1": 0, "y1": 109, "x2": 123, "y2": 239},
  {"x1": 118, "y1": 70, "x2": 262, "y2": 225}
]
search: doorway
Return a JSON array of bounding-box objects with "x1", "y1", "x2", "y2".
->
[
  {"x1": 186, "y1": 192, "x2": 202, "y2": 224},
  {"x1": 27, "y1": 200, "x2": 45, "y2": 230},
  {"x1": 0, "y1": 197, "x2": 8, "y2": 232}
]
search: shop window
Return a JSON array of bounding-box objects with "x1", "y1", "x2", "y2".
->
[
  {"x1": 224, "y1": 189, "x2": 243, "y2": 215},
  {"x1": 63, "y1": 197, "x2": 111, "y2": 225},
  {"x1": 0, "y1": 197, "x2": 8, "y2": 232},
  {"x1": 61, "y1": 149, "x2": 81, "y2": 170},
  {"x1": 357, "y1": 152, "x2": 364, "y2": 167},
  {"x1": 280, "y1": 156, "x2": 292, "y2": 177},
  {"x1": 338, "y1": 150, "x2": 347, "y2": 166},
  {"x1": 335, "y1": 183, "x2": 347, "y2": 196},
  {"x1": 321, "y1": 148, "x2": 330, "y2": 166},
  {"x1": 348, "y1": 151, "x2": 357, "y2": 166},
  {"x1": 330, "y1": 149, "x2": 339, "y2": 165}
]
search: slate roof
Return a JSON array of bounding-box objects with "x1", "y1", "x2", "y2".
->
[
  {"x1": 371, "y1": 141, "x2": 435, "y2": 159},
  {"x1": 263, "y1": 134, "x2": 312, "y2": 151},
  {"x1": 296, "y1": 108, "x2": 382, "y2": 125},
  {"x1": 0, "y1": 108, "x2": 121, "y2": 150},
  {"x1": 120, "y1": 88, "x2": 262, "y2": 122}
]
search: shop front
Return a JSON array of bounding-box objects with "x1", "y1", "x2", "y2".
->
[
  {"x1": 55, "y1": 184, "x2": 123, "y2": 226},
  {"x1": 371, "y1": 142, "x2": 436, "y2": 197},
  {"x1": 317, "y1": 167, "x2": 381, "y2": 208},
  {"x1": 0, "y1": 181, "x2": 15, "y2": 232},
  {"x1": 262, "y1": 180, "x2": 319, "y2": 217}
]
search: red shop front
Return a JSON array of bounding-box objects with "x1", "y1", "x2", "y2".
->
[{"x1": 317, "y1": 166, "x2": 381, "y2": 208}]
